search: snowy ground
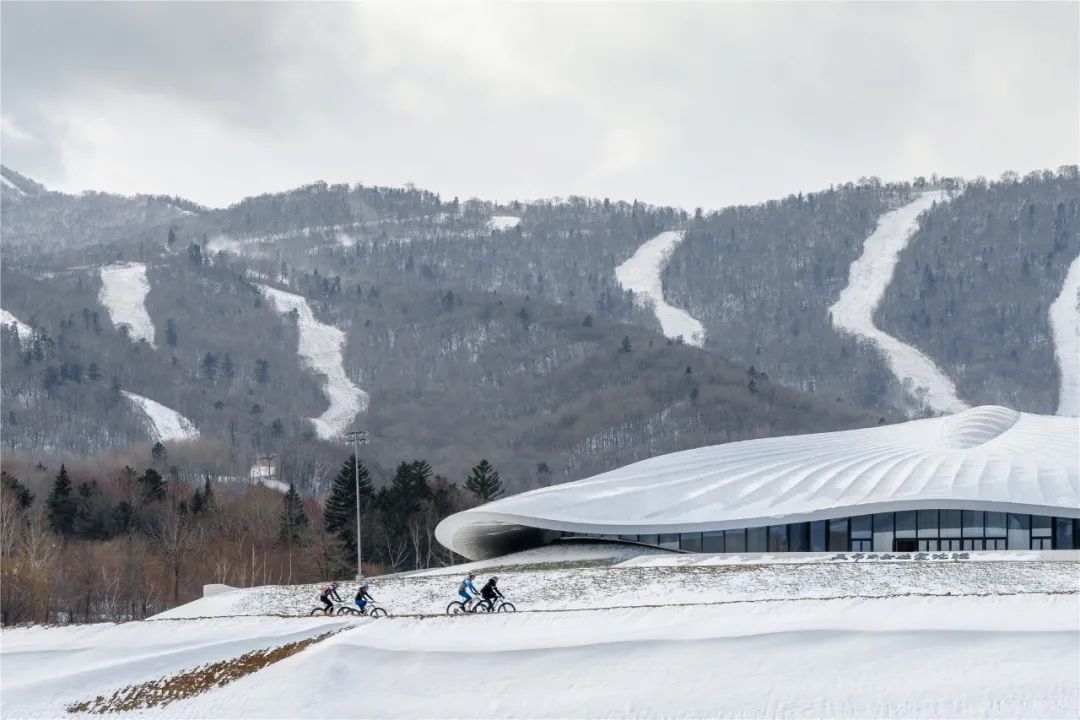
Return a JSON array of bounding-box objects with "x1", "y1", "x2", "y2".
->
[
  {"x1": 615, "y1": 230, "x2": 706, "y2": 347},
  {"x1": 121, "y1": 391, "x2": 200, "y2": 443},
  {"x1": 0, "y1": 308, "x2": 33, "y2": 343},
  {"x1": 99, "y1": 262, "x2": 157, "y2": 346},
  {"x1": 257, "y1": 284, "x2": 368, "y2": 439},
  {"x1": 829, "y1": 191, "x2": 966, "y2": 415},
  {"x1": 1049, "y1": 253, "x2": 1080, "y2": 416},
  {"x1": 5, "y1": 551, "x2": 1076, "y2": 719},
  {"x1": 488, "y1": 215, "x2": 522, "y2": 231}
]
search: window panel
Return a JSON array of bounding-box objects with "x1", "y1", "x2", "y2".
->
[
  {"x1": 1032, "y1": 537, "x2": 1052, "y2": 550},
  {"x1": 850, "y1": 515, "x2": 872, "y2": 539},
  {"x1": 680, "y1": 533, "x2": 702, "y2": 553},
  {"x1": 1007, "y1": 514, "x2": 1030, "y2": 550},
  {"x1": 768, "y1": 525, "x2": 789, "y2": 552},
  {"x1": 940, "y1": 510, "x2": 961, "y2": 538},
  {"x1": 985, "y1": 512, "x2": 1007, "y2": 537},
  {"x1": 658, "y1": 533, "x2": 680, "y2": 550},
  {"x1": 702, "y1": 530, "x2": 724, "y2": 553},
  {"x1": 788, "y1": 523, "x2": 810, "y2": 552},
  {"x1": 747, "y1": 526, "x2": 767, "y2": 552},
  {"x1": 1031, "y1": 516, "x2": 1052, "y2": 537},
  {"x1": 895, "y1": 511, "x2": 916, "y2": 538},
  {"x1": 810, "y1": 521, "x2": 827, "y2": 552},
  {"x1": 962, "y1": 510, "x2": 983, "y2": 537},
  {"x1": 725, "y1": 529, "x2": 746, "y2": 553},
  {"x1": 619, "y1": 534, "x2": 638, "y2": 542},
  {"x1": 1055, "y1": 518, "x2": 1075, "y2": 550},
  {"x1": 873, "y1": 513, "x2": 894, "y2": 552},
  {"x1": 851, "y1": 539, "x2": 872, "y2": 551},
  {"x1": 828, "y1": 518, "x2": 848, "y2": 551},
  {"x1": 638, "y1": 534, "x2": 659, "y2": 546},
  {"x1": 917, "y1": 510, "x2": 939, "y2": 538}
]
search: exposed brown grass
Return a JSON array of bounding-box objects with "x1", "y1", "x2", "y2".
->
[{"x1": 66, "y1": 630, "x2": 338, "y2": 714}]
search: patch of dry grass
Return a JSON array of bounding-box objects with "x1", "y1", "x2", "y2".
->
[{"x1": 66, "y1": 631, "x2": 338, "y2": 714}]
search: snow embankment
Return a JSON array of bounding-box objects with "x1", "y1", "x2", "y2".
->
[
  {"x1": 488, "y1": 215, "x2": 521, "y2": 231},
  {"x1": 0, "y1": 308, "x2": 33, "y2": 343},
  {"x1": 829, "y1": 191, "x2": 966, "y2": 415},
  {"x1": 615, "y1": 230, "x2": 706, "y2": 347},
  {"x1": 258, "y1": 285, "x2": 368, "y2": 439},
  {"x1": 1049, "y1": 254, "x2": 1080, "y2": 416},
  {"x1": 133, "y1": 595, "x2": 1080, "y2": 719},
  {"x1": 99, "y1": 262, "x2": 157, "y2": 346},
  {"x1": 122, "y1": 390, "x2": 200, "y2": 443},
  {"x1": 0, "y1": 617, "x2": 350, "y2": 719}
]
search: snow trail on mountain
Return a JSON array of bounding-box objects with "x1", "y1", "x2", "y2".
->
[
  {"x1": 488, "y1": 215, "x2": 521, "y2": 231},
  {"x1": 1, "y1": 174, "x2": 25, "y2": 195},
  {"x1": 122, "y1": 391, "x2": 199, "y2": 443},
  {"x1": 615, "y1": 230, "x2": 705, "y2": 347},
  {"x1": 0, "y1": 308, "x2": 33, "y2": 342},
  {"x1": 1049, "y1": 254, "x2": 1080, "y2": 416},
  {"x1": 829, "y1": 191, "x2": 966, "y2": 414},
  {"x1": 258, "y1": 285, "x2": 368, "y2": 439},
  {"x1": 99, "y1": 262, "x2": 156, "y2": 346}
]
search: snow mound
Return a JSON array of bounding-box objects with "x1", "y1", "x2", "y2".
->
[
  {"x1": 99, "y1": 262, "x2": 156, "y2": 346},
  {"x1": 615, "y1": 230, "x2": 706, "y2": 347},
  {"x1": 132, "y1": 595, "x2": 1078, "y2": 719},
  {"x1": 1049, "y1": 254, "x2": 1080, "y2": 416},
  {"x1": 829, "y1": 191, "x2": 966, "y2": 415},
  {"x1": 488, "y1": 215, "x2": 522, "y2": 231},
  {"x1": 122, "y1": 390, "x2": 200, "y2": 443},
  {"x1": 258, "y1": 285, "x2": 368, "y2": 439},
  {"x1": 0, "y1": 308, "x2": 33, "y2": 343}
]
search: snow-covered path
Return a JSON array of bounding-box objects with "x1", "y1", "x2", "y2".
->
[
  {"x1": 99, "y1": 262, "x2": 156, "y2": 346},
  {"x1": 258, "y1": 285, "x2": 368, "y2": 439},
  {"x1": 829, "y1": 191, "x2": 966, "y2": 414},
  {"x1": 122, "y1": 390, "x2": 200, "y2": 443},
  {"x1": 615, "y1": 230, "x2": 706, "y2": 347},
  {"x1": 1049, "y1": 254, "x2": 1080, "y2": 416},
  {"x1": 0, "y1": 308, "x2": 33, "y2": 342}
]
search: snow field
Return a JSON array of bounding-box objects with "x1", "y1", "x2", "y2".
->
[
  {"x1": 0, "y1": 617, "x2": 351, "y2": 719},
  {"x1": 0, "y1": 308, "x2": 33, "y2": 343},
  {"x1": 257, "y1": 285, "x2": 368, "y2": 439},
  {"x1": 488, "y1": 215, "x2": 522, "y2": 231},
  {"x1": 829, "y1": 191, "x2": 967, "y2": 415},
  {"x1": 121, "y1": 391, "x2": 200, "y2": 443},
  {"x1": 98, "y1": 262, "x2": 157, "y2": 346},
  {"x1": 1049, "y1": 254, "x2": 1080, "y2": 416},
  {"x1": 140, "y1": 595, "x2": 1077, "y2": 719},
  {"x1": 615, "y1": 230, "x2": 706, "y2": 347}
]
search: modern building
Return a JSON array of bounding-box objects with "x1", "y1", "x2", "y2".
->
[{"x1": 436, "y1": 406, "x2": 1080, "y2": 560}]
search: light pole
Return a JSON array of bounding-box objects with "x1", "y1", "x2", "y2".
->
[{"x1": 343, "y1": 430, "x2": 368, "y2": 580}]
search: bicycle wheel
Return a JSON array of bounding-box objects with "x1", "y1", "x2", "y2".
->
[
  {"x1": 472, "y1": 601, "x2": 493, "y2": 613},
  {"x1": 336, "y1": 606, "x2": 361, "y2": 616},
  {"x1": 309, "y1": 607, "x2": 330, "y2": 616},
  {"x1": 446, "y1": 601, "x2": 465, "y2": 615},
  {"x1": 497, "y1": 602, "x2": 516, "y2": 613},
  {"x1": 369, "y1": 607, "x2": 388, "y2": 618}
]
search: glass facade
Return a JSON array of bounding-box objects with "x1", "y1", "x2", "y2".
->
[{"x1": 560, "y1": 512, "x2": 1080, "y2": 552}]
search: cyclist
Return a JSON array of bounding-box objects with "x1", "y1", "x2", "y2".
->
[
  {"x1": 458, "y1": 573, "x2": 479, "y2": 610},
  {"x1": 319, "y1": 581, "x2": 342, "y2": 615},
  {"x1": 355, "y1": 582, "x2": 375, "y2": 614},
  {"x1": 479, "y1": 576, "x2": 504, "y2": 610}
]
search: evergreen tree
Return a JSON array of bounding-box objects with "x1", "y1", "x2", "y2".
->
[
  {"x1": 279, "y1": 483, "x2": 309, "y2": 545},
  {"x1": 619, "y1": 335, "x2": 633, "y2": 354},
  {"x1": 324, "y1": 455, "x2": 372, "y2": 564},
  {"x1": 465, "y1": 459, "x2": 504, "y2": 503},
  {"x1": 254, "y1": 359, "x2": 270, "y2": 384},
  {"x1": 139, "y1": 468, "x2": 166, "y2": 502},
  {"x1": 165, "y1": 318, "x2": 178, "y2": 347},
  {"x1": 1, "y1": 470, "x2": 33, "y2": 509},
  {"x1": 167, "y1": 227, "x2": 177, "y2": 247},
  {"x1": 151, "y1": 441, "x2": 167, "y2": 464},
  {"x1": 46, "y1": 464, "x2": 76, "y2": 534},
  {"x1": 201, "y1": 352, "x2": 218, "y2": 380}
]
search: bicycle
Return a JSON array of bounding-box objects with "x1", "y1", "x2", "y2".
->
[
  {"x1": 472, "y1": 597, "x2": 516, "y2": 613},
  {"x1": 308, "y1": 602, "x2": 368, "y2": 617},
  {"x1": 446, "y1": 598, "x2": 479, "y2": 615},
  {"x1": 336, "y1": 602, "x2": 389, "y2": 618}
]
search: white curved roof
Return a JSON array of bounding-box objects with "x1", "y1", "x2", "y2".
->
[{"x1": 437, "y1": 407, "x2": 1079, "y2": 557}]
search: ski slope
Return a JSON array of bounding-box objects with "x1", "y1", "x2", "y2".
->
[
  {"x1": 258, "y1": 285, "x2": 368, "y2": 439},
  {"x1": 122, "y1": 391, "x2": 200, "y2": 443},
  {"x1": 615, "y1": 230, "x2": 706, "y2": 347},
  {"x1": 99, "y1": 262, "x2": 157, "y2": 346},
  {"x1": 829, "y1": 191, "x2": 966, "y2": 415},
  {"x1": 1049, "y1": 254, "x2": 1080, "y2": 416},
  {"x1": 488, "y1": 215, "x2": 522, "y2": 231},
  {"x1": 0, "y1": 308, "x2": 33, "y2": 343}
]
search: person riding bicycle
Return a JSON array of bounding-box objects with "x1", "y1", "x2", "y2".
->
[
  {"x1": 458, "y1": 573, "x2": 479, "y2": 610},
  {"x1": 319, "y1": 581, "x2": 342, "y2": 615},
  {"x1": 479, "y1": 576, "x2": 504, "y2": 609},
  {"x1": 355, "y1": 582, "x2": 375, "y2": 614}
]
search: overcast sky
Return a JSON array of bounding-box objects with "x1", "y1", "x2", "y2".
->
[{"x1": 1, "y1": 2, "x2": 1076, "y2": 211}]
